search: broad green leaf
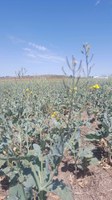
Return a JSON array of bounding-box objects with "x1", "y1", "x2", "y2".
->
[{"x1": 33, "y1": 143, "x2": 41, "y2": 156}]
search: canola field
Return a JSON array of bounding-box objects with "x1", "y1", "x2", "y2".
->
[{"x1": 0, "y1": 77, "x2": 112, "y2": 200}]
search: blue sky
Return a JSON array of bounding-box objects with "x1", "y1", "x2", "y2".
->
[{"x1": 0, "y1": 0, "x2": 112, "y2": 76}]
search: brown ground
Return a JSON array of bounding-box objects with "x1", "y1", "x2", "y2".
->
[
  {"x1": 47, "y1": 114, "x2": 112, "y2": 200},
  {"x1": 0, "y1": 114, "x2": 112, "y2": 200},
  {"x1": 48, "y1": 162, "x2": 112, "y2": 200},
  {"x1": 1, "y1": 162, "x2": 112, "y2": 200}
]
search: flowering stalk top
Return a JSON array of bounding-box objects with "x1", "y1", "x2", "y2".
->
[{"x1": 90, "y1": 84, "x2": 100, "y2": 89}]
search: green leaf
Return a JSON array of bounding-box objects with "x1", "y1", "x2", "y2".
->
[
  {"x1": 52, "y1": 180, "x2": 73, "y2": 200},
  {"x1": 86, "y1": 133, "x2": 101, "y2": 141},
  {"x1": 33, "y1": 143, "x2": 41, "y2": 156},
  {"x1": 0, "y1": 159, "x2": 6, "y2": 167},
  {"x1": 90, "y1": 157, "x2": 99, "y2": 165},
  {"x1": 23, "y1": 174, "x2": 36, "y2": 188},
  {"x1": 79, "y1": 147, "x2": 93, "y2": 159},
  {"x1": 7, "y1": 183, "x2": 26, "y2": 200}
]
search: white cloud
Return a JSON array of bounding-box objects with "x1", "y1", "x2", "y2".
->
[
  {"x1": 23, "y1": 43, "x2": 64, "y2": 63},
  {"x1": 25, "y1": 51, "x2": 65, "y2": 63},
  {"x1": 36, "y1": 54, "x2": 65, "y2": 63},
  {"x1": 28, "y1": 42, "x2": 47, "y2": 51},
  {"x1": 23, "y1": 47, "x2": 36, "y2": 58},
  {"x1": 95, "y1": 0, "x2": 101, "y2": 6},
  {"x1": 23, "y1": 48, "x2": 32, "y2": 52},
  {"x1": 27, "y1": 53, "x2": 36, "y2": 58},
  {"x1": 8, "y1": 36, "x2": 25, "y2": 44},
  {"x1": 8, "y1": 35, "x2": 65, "y2": 64}
]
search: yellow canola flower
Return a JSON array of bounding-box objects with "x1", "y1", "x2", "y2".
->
[
  {"x1": 51, "y1": 111, "x2": 59, "y2": 121},
  {"x1": 26, "y1": 88, "x2": 30, "y2": 92},
  {"x1": 51, "y1": 111, "x2": 58, "y2": 118},
  {"x1": 25, "y1": 88, "x2": 33, "y2": 94},
  {"x1": 69, "y1": 86, "x2": 77, "y2": 93},
  {"x1": 90, "y1": 84, "x2": 100, "y2": 89}
]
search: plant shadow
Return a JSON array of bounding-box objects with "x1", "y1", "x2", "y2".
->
[{"x1": 61, "y1": 161, "x2": 94, "y2": 179}]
